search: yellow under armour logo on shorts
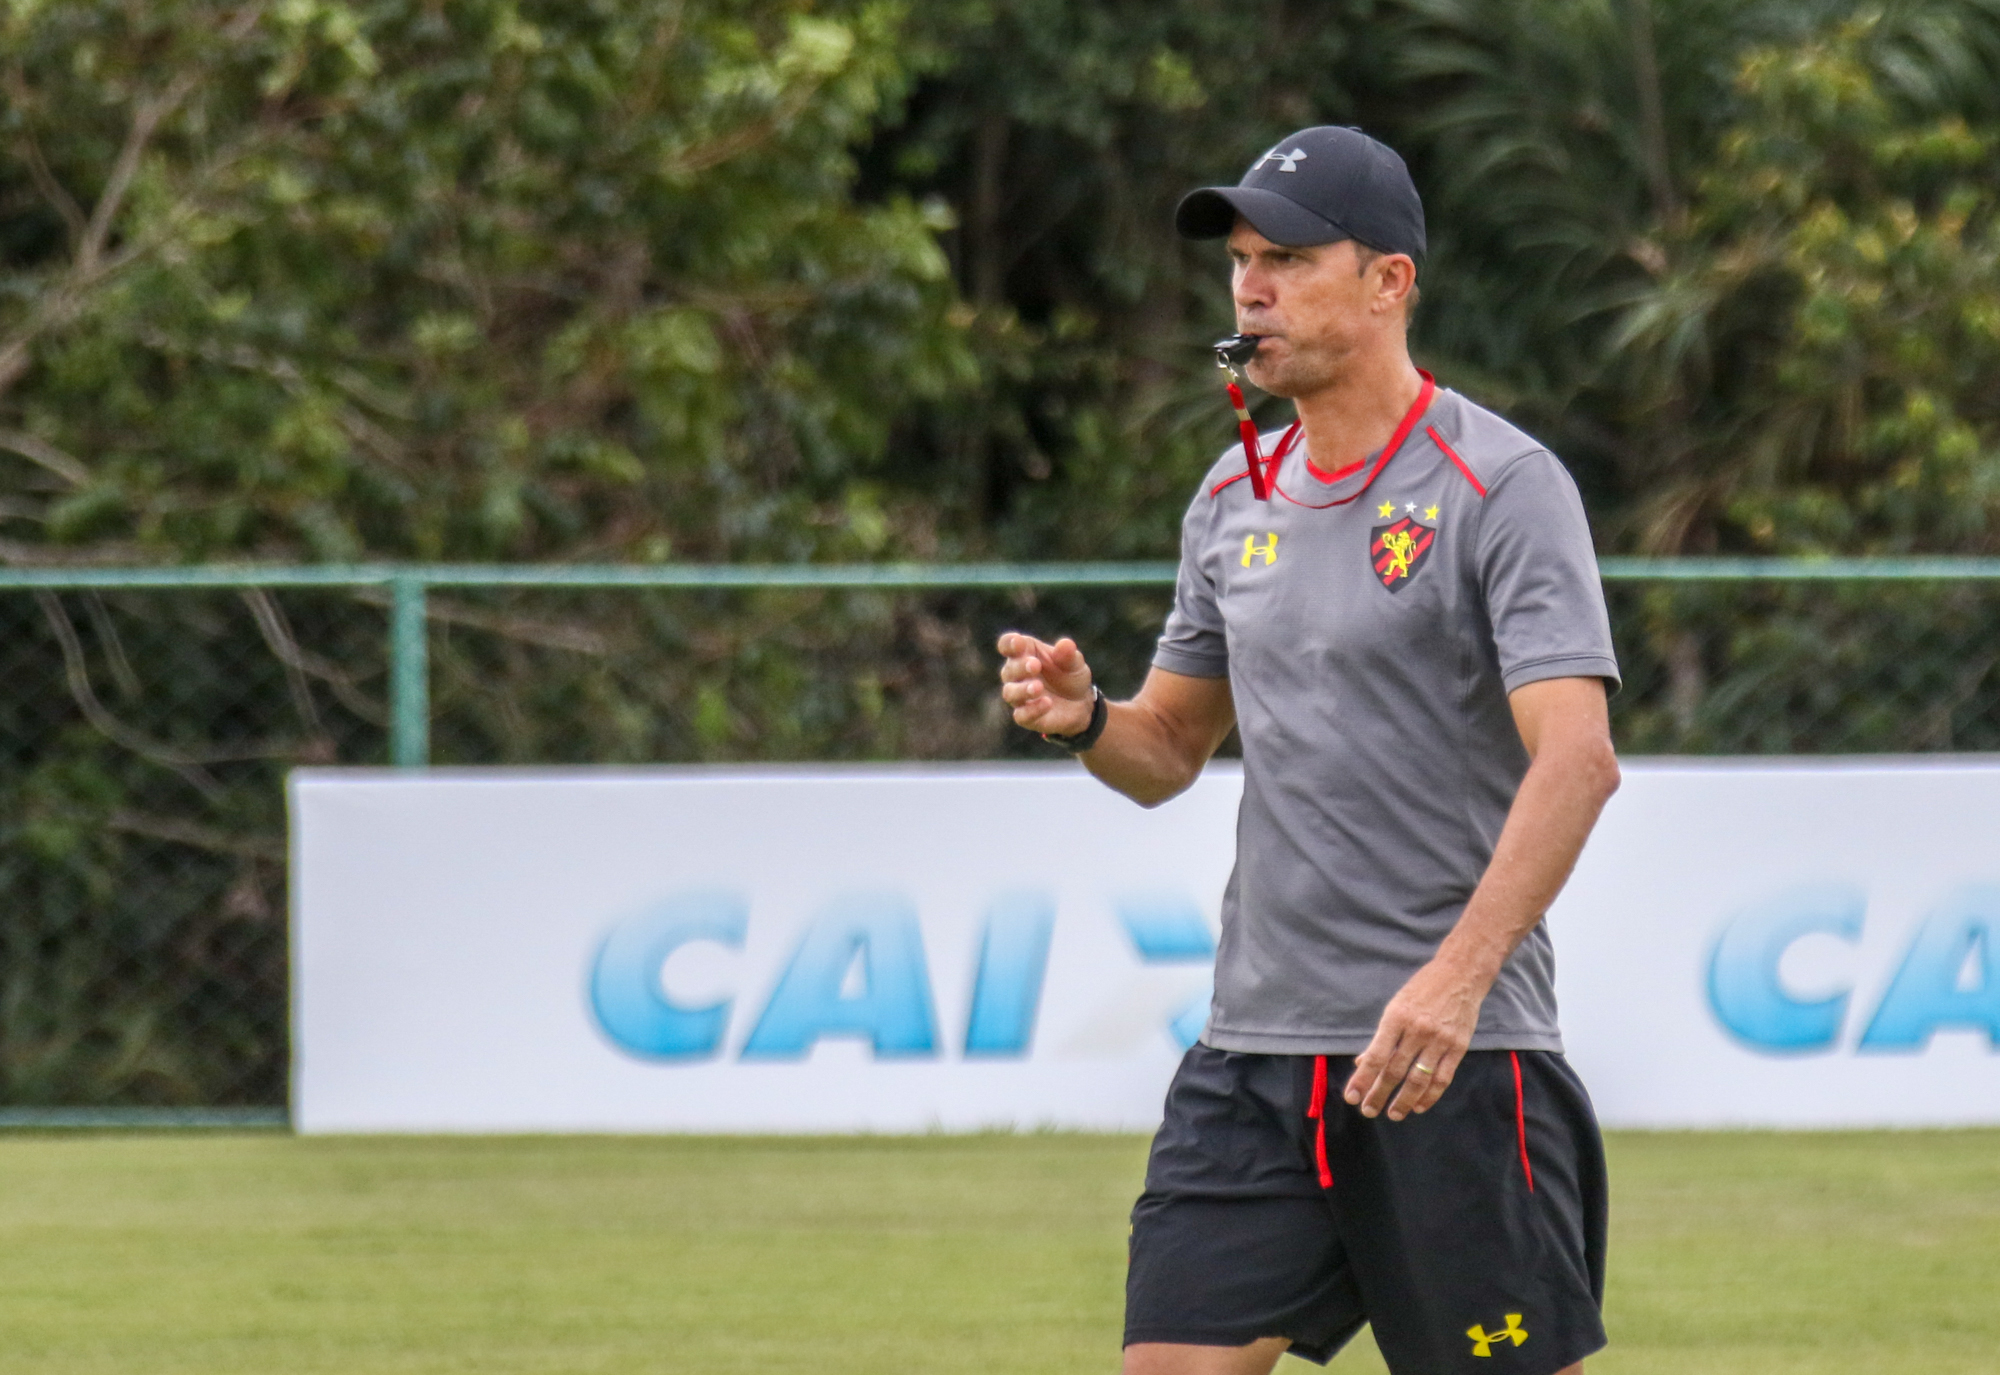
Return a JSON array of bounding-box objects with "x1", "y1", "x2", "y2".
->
[
  {"x1": 1241, "y1": 533, "x2": 1279, "y2": 567},
  {"x1": 1467, "y1": 1313, "x2": 1528, "y2": 1357}
]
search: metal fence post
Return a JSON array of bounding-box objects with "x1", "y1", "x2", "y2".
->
[{"x1": 389, "y1": 574, "x2": 429, "y2": 767}]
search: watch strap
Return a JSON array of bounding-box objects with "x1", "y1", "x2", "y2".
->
[{"x1": 1044, "y1": 686, "x2": 1108, "y2": 753}]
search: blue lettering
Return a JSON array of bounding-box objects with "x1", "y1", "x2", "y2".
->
[
  {"x1": 1120, "y1": 896, "x2": 1217, "y2": 961},
  {"x1": 1859, "y1": 887, "x2": 2000, "y2": 1051},
  {"x1": 1169, "y1": 977, "x2": 1215, "y2": 1052},
  {"x1": 589, "y1": 891, "x2": 746, "y2": 1059},
  {"x1": 1706, "y1": 883, "x2": 1863, "y2": 1053},
  {"x1": 741, "y1": 894, "x2": 938, "y2": 1058},
  {"x1": 1119, "y1": 895, "x2": 1216, "y2": 1051},
  {"x1": 963, "y1": 894, "x2": 1056, "y2": 1057}
]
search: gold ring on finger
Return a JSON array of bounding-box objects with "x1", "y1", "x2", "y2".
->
[{"x1": 1412, "y1": 1063, "x2": 1434, "y2": 1074}]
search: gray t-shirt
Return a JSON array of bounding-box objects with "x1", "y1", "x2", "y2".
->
[{"x1": 1154, "y1": 384, "x2": 1619, "y2": 1054}]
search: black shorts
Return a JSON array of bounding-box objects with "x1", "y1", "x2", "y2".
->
[{"x1": 1126, "y1": 1046, "x2": 1607, "y2": 1374}]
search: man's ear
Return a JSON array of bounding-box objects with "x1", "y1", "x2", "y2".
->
[{"x1": 1373, "y1": 254, "x2": 1418, "y2": 312}]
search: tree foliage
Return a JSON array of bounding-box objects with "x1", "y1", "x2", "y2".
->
[
  {"x1": 1614, "y1": 11, "x2": 2000, "y2": 553},
  {"x1": 865, "y1": 0, "x2": 1362, "y2": 557},
  {"x1": 7, "y1": 0, "x2": 2000, "y2": 1106},
  {"x1": 0, "y1": 0, "x2": 977, "y2": 1105},
  {"x1": 1337, "y1": 0, "x2": 2000, "y2": 553},
  {"x1": 1, "y1": 0, "x2": 967, "y2": 565},
  {"x1": 9, "y1": 0, "x2": 2000, "y2": 566}
]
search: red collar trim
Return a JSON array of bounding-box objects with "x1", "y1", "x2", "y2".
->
[
  {"x1": 1209, "y1": 371, "x2": 1437, "y2": 504},
  {"x1": 1304, "y1": 453, "x2": 1365, "y2": 485},
  {"x1": 1272, "y1": 370, "x2": 1436, "y2": 510}
]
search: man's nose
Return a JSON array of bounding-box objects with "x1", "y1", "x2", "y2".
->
[{"x1": 1233, "y1": 265, "x2": 1273, "y2": 312}]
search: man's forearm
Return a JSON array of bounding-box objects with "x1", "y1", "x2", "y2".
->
[
  {"x1": 1080, "y1": 700, "x2": 1215, "y2": 808},
  {"x1": 1344, "y1": 677, "x2": 1617, "y2": 1119},
  {"x1": 1435, "y1": 735, "x2": 1621, "y2": 984}
]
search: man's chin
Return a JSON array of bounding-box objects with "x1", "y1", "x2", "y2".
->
[{"x1": 1245, "y1": 363, "x2": 1305, "y2": 400}]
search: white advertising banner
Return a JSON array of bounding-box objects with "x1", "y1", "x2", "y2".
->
[
  {"x1": 291, "y1": 761, "x2": 2000, "y2": 1133},
  {"x1": 1551, "y1": 760, "x2": 2000, "y2": 1127},
  {"x1": 292, "y1": 766, "x2": 1239, "y2": 1133}
]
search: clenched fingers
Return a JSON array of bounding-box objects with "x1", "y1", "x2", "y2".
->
[
  {"x1": 995, "y1": 631, "x2": 1092, "y2": 733},
  {"x1": 996, "y1": 633, "x2": 1051, "y2": 720},
  {"x1": 996, "y1": 631, "x2": 1053, "y2": 669}
]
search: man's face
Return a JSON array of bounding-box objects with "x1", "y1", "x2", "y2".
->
[{"x1": 1227, "y1": 221, "x2": 1407, "y2": 398}]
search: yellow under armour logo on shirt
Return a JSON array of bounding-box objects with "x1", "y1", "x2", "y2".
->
[
  {"x1": 1241, "y1": 533, "x2": 1279, "y2": 567},
  {"x1": 1467, "y1": 1313, "x2": 1528, "y2": 1357}
]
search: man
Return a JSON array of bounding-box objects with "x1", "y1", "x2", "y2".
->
[{"x1": 996, "y1": 126, "x2": 1622, "y2": 1375}]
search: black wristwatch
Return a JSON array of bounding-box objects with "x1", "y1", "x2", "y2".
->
[{"x1": 1043, "y1": 686, "x2": 1108, "y2": 753}]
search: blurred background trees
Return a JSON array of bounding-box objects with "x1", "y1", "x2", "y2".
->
[
  {"x1": 875, "y1": 0, "x2": 2000, "y2": 560},
  {"x1": 5, "y1": 0, "x2": 2000, "y2": 1105},
  {"x1": 8, "y1": 0, "x2": 2000, "y2": 569},
  {"x1": 0, "y1": 0, "x2": 968, "y2": 566}
]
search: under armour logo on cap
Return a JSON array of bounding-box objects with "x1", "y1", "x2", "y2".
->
[{"x1": 1174, "y1": 126, "x2": 1427, "y2": 260}]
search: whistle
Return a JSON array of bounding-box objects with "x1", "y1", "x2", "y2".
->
[
  {"x1": 1212, "y1": 335, "x2": 1274, "y2": 500},
  {"x1": 1213, "y1": 334, "x2": 1263, "y2": 371}
]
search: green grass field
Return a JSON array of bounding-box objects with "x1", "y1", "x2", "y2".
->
[{"x1": 0, "y1": 1129, "x2": 1993, "y2": 1374}]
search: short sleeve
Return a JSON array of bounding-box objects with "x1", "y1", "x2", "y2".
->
[
  {"x1": 1474, "y1": 450, "x2": 1621, "y2": 694},
  {"x1": 1152, "y1": 488, "x2": 1230, "y2": 678}
]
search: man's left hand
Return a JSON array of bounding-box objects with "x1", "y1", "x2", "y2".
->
[{"x1": 1343, "y1": 955, "x2": 1491, "y2": 1121}]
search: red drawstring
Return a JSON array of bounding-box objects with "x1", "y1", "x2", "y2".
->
[
  {"x1": 1511, "y1": 1051, "x2": 1535, "y2": 1194},
  {"x1": 1307, "y1": 1054, "x2": 1333, "y2": 1188},
  {"x1": 1306, "y1": 1051, "x2": 1529, "y2": 1197}
]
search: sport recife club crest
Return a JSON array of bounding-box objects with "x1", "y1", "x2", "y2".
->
[{"x1": 1371, "y1": 501, "x2": 1437, "y2": 591}]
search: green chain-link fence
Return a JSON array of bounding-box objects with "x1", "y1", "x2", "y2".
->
[{"x1": 2, "y1": 560, "x2": 1997, "y2": 1120}]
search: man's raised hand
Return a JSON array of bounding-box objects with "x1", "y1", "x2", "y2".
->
[{"x1": 997, "y1": 632, "x2": 1094, "y2": 736}]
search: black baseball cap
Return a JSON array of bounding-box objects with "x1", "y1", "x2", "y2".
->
[{"x1": 1175, "y1": 126, "x2": 1426, "y2": 262}]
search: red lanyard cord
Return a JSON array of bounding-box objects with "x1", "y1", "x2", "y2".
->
[
  {"x1": 1224, "y1": 378, "x2": 1279, "y2": 500},
  {"x1": 1210, "y1": 420, "x2": 1302, "y2": 499}
]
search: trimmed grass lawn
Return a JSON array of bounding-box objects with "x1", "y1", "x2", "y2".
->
[{"x1": 0, "y1": 1130, "x2": 1993, "y2": 1373}]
